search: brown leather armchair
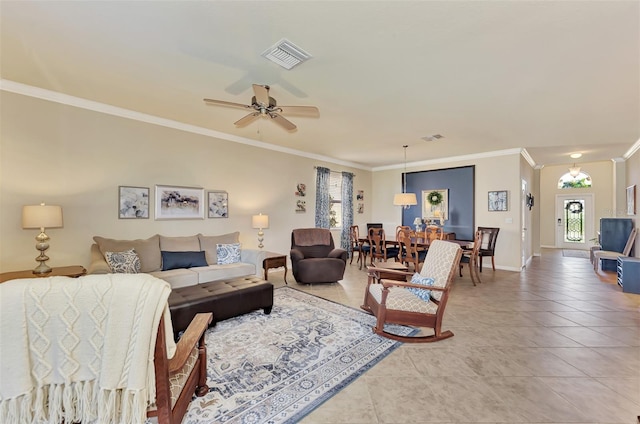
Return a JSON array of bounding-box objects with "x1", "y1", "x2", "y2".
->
[{"x1": 290, "y1": 228, "x2": 348, "y2": 284}]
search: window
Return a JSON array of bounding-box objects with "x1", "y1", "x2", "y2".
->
[
  {"x1": 329, "y1": 172, "x2": 342, "y2": 228},
  {"x1": 558, "y1": 171, "x2": 592, "y2": 189}
]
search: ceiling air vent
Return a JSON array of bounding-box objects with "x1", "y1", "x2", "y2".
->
[
  {"x1": 261, "y1": 38, "x2": 312, "y2": 70},
  {"x1": 422, "y1": 134, "x2": 444, "y2": 142}
]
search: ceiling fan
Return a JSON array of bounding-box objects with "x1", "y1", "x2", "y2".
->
[{"x1": 203, "y1": 84, "x2": 319, "y2": 131}]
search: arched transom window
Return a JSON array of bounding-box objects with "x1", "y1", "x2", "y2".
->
[{"x1": 558, "y1": 171, "x2": 592, "y2": 189}]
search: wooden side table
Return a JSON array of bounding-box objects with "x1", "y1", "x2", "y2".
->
[
  {"x1": 0, "y1": 265, "x2": 87, "y2": 283},
  {"x1": 263, "y1": 255, "x2": 288, "y2": 284}
]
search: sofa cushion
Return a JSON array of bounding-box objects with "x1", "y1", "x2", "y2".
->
[
  {"x1": 159, "y1": 235, "x2": 200, "y2": 252},
  {"x1": 192, "y1": 263, "x2": 255, "y2": 284},
  {"x1": 94, "y1": 235, "x2": 161, "y2": 272},
  {"x1": 198, "y1": 232, "x2": 240, "y2": 265},
  {"x1": 105, "y1": 249, "x2": 141, "y2": 273},
  {"x1": 161, "y1": 251, "x2": 208, "y2": 271},
  {"x1": 217, "y1": 243, "x2": 241, "y2": 264}
]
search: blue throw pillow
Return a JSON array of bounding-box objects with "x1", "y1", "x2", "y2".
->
[
  {"x1": 407, "y1": 272, "x2": 434, "y2": 302},
  {"x1": 161, "y1": 251, "x2": 208, "y2": 271},
  {"x1": 216, "y1": 243, "x2": 241, "y2": 264}
]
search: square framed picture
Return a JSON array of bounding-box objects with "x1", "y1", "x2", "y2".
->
[
  {"x1": 208, "y1": 190, "x2": 229, "y2": 218},
  {"x1": 627, "y1": 185, "x2": 636, "y2": 215},
  {"x1": 118, "y1": 186, "x2": 149, "y2": 219},
  {"x1": 155, "y1": 185, "x2": 204, "y2": 220},
  {"x1": 488, "y1": 190, "x2": 508, "y2": 211},
  {"x1": 422, "y1": 189, "x2": 448, "y2": 220}
]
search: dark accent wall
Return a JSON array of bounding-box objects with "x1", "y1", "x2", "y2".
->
[{"x1": 402, "y1": 165, "x2": 475, "y2": 241}]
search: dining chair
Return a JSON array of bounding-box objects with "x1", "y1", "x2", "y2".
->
[
  {"x1": 349, "y1": 225, "x2": 370, "y2": 269},
  {"x1": 477, "y1": 227, "x2": 500, "y2": 272},
  {"x1": 368, "y1": 227, "x2": 399, "y2": 265},
  {"x1": 397, "y1": 228, "x2": 427, "y2": 272},
  {"x1": 459, "y1": 230, "x2": 482, "y2": 285},
  {"x1": 425, "y1": 225, "x2": 444, "y2": 244}
]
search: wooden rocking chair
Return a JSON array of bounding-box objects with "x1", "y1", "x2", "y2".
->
[{"x1": 361, "y1": 240, "x2": 462, "y2": 343}]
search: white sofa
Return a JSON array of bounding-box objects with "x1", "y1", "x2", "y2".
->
[{"x1": 89, "y1": 232, "x2": 267, "y2": 289}]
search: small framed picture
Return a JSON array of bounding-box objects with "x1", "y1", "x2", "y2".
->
[
  {"x1": 357, "y1": 203, "x2": 364, "y2": 214},
  {"x1": 356, "y1": 190, "x2": 364, "y2": 201},
  {"x1": 155, "y1": 185, "x2": 205, "y2": 220},
  {"x1": 295, "y1": 183, "x2": 306, "y2": 197},
  {"x1": 118, "y1": 186, "x2": 149, "y2": 219},
  {"x1": 296, "y1": 200, "x2": 306, "y2": 213},
  {"x1": 488, "y1": 190, "x2": 508, "y2": 212},
  {"x1": 627, "y1": 185, "x2": 636, "y2": 215},
  {"x1": 208, "y1": 190, "x2": 229, "y2": 218}
]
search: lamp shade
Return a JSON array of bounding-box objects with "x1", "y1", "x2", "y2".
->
[
  {"x1": 22, "y1": 204, "x2": 63, "y2": 229},
  {"x1": 393, "y1": 193, "x2": 417, "y2": 206},
  {"x1": 413, "y1": 217, "x2": 422, "y2": 225},
  {"x1": 252, "y1": 214, "x2": 269, "y2": 229}
]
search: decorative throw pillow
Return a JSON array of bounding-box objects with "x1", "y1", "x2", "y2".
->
[
  {"x1": 407, "y1": 272, "x2": 434, "y2": 302},
  {"x1": 161, "y1": 251, "x2": 208, "y2": 271},
  {"x1": 105, "y1": 249, "x2": 141, "y2": 274},
  {"x1": 216, "y1": 243, "x2": 241, "y2": 265}
]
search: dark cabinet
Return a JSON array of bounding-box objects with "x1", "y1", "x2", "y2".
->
[
  {"x1": 617, "y1": 256, "x2": 640, "y2": 294},
  {"x1": 599, "y1": 218, "x2": 634, "y2": 271}
]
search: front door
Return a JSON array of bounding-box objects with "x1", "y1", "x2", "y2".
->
[{"x1": 555, "y1": 194, "x2": 594, "y2": 249}]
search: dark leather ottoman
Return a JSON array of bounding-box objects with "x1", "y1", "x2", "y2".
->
[{"x1": 168, "y1": 276, "x2": 273, "y2": 337}]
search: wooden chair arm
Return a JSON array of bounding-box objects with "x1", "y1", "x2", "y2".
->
[
  {"x1": 366, "y1": 266, "x2": 413, "y2": 278},
  {"x1": 168, "y1": 312, "x2": 212, "y2": 373},
  {"x1": 379, "y1": 278, "x2": 447, "y2": 292}
]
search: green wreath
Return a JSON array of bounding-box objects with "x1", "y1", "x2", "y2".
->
[{"x1": 427, "y1": 191, "x2": 443, "y2": 206}]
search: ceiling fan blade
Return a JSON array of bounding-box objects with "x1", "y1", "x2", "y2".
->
[
  {"x1": 204, "y1": 98, "x2": 252, "y2": 109},
  {"x1": 270, "y1": 113, "x2": 297, "y2": 131},
  {"x1": 252, "y1": 84, "x2": 270, "y2": 107},
  {"x1": 234, "y1": 112, "x2": 260, "y2": 127},
  {"x1": 278, "y1": 105, "x2": 320, "y2": 116}
]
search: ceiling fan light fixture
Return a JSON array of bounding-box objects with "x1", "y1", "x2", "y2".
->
[{"x1": 261, "y1": 38, "x2": 312, "y2": 70}]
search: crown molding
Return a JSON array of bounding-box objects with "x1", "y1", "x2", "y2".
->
[
  {"x1": 373, "y1": 148, "x2": 524, "y2": 172},
  {"x1": 623, "y1": 138, "x2": 640, "y2": 159}
]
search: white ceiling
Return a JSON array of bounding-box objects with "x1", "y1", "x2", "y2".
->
[{"x1": 2, "y1": 1, "x2": 638, "y2": 170}]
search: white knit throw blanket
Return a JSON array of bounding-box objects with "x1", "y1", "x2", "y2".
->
[{"x1": 0, "y1": 274, "x2": 176, "y2": 424}]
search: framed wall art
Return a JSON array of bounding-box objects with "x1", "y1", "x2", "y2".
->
[
  {"x1": 422, "y1": 189, "x2": 449, "y2": 220},
  {"x1": 118, "y1": 186, "x2": 149, "y2": 219},
  {"x1": 356, "y1": 190, "x2": 364, "y2": 201},
  {"x1": 488, "y1": 190, "x2": 508, "y2": 212},
  {"x1": 296, "y1": 200, "x2": 306, "y2": 213},
  {"x1": 627, "y1": 185, "x2": 636, "y2": 215},
  {"x1": 208, "y1": 190, "x2": 229, "y2": 218},
  {"x1": 295, "y1": 183, "x2": 306, "y2": 197},
  {"x1": 155, "y1": 185, "x2": 204, "y2": 220}
]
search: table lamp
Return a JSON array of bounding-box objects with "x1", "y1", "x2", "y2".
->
[
  {"x1": 413, "y1": 217, "x2": 423, "y2": 232},
  {"x1": 22, "y1": 203, "x2": 63, "y2": 275},
  {"x1": 252, "y1": 213, "x2": 269, "y2": 249}
]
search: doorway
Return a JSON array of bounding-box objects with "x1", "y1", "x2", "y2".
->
[{"x1": 555, "y1": 194, "x2": 594, "y2": 250}]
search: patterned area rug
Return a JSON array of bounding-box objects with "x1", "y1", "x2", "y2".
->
[
  {"x1": 183, "y1": 286, "x2": 415, "y2": 424},
  {"x1": 562, "y1": 249, "x2": 590, "y2": 258}
]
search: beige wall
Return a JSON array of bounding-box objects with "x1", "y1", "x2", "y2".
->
[
  {"x1": 371, "y1": 152, "x2": 530, "y2": 271},
  {"x1": 0, "y1": 92, "x2": 372, "y2": 272},
  {"x1": 539, "y1": 161, "x2": 614, "y2": 248},
  {"x1": 625, "y1": 147, "x2": 639, "y2": 257}
]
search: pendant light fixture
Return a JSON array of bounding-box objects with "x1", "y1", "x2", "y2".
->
[
  {"x1": 393, "y1": 145, "x2": 417, "y2": 209},
  {"x1": 568, "y1": 163, "x2": 581, "y2": 178}
]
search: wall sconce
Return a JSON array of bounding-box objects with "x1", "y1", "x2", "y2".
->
[
  {"x1": 22, "y1": 203, "x2": 63, "y2": 275},
  {"x1": 252, "y1": 213, "x2": 269, "y2": 249}
]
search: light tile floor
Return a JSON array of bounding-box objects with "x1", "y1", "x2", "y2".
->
[{"x1": 266, "y1": 248, "x2": 640, "y2": 424}]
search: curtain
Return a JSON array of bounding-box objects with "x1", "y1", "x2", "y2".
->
[
  {"x1": 315, "y1": 167, "x2": 330, "y2": 228},
  {"x1": 340, "y1": 171, "x2": 354, "y2": 251}
]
